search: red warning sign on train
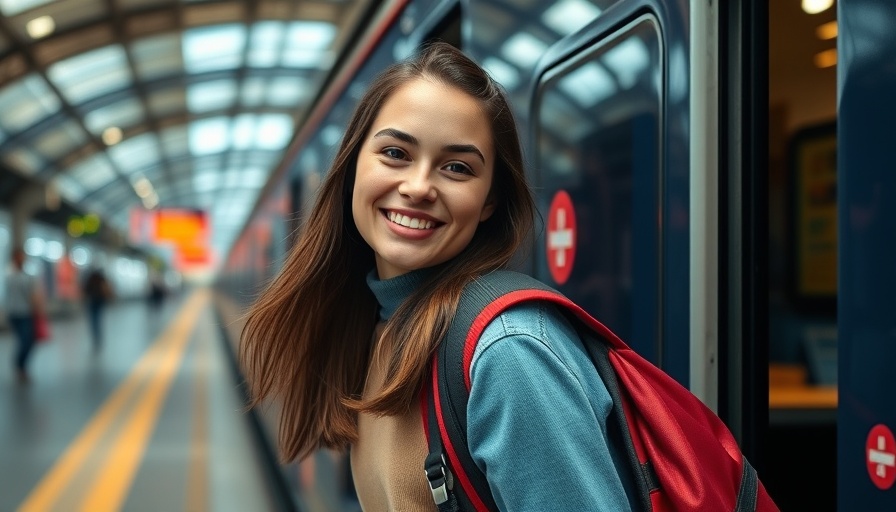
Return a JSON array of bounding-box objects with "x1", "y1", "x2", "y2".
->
[
  {"x1": 867, "y1": 424, "x2": 896, "y2": 490},
  {"x1": 547, "y1": 190, "x2": 576, "y2": 285}
]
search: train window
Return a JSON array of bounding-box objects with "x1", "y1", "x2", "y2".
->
[{"x1": 533, "y1": 16, "x2": 661, "y2": 362}]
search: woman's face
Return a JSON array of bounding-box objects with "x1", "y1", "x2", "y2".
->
[{"x1": 352, "y1": 77, "x2": 496, "y2": 280}]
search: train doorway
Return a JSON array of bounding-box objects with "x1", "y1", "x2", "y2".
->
[{"x1": 766, "y1": 1, "x2": 837, "y2": 510}]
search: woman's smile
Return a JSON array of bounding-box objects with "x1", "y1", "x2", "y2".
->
[
  {"x1": 381, "y1": 209, "x2": 441, "y2": 240},
  {"x1": 383, "y1": 209, "x2": 440, "y2": 230}
]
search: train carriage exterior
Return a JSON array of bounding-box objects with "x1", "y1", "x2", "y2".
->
[
  {"x1": 838, "y1": 0, "x2": 896, "y2": 509},
  {"x1": 215, "y1": 0, "x2": 896, "y2": 510}
]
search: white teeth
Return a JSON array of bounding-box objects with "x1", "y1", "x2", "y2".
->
[{"x1": 387, "y1": 211, "x2": 435, "y2": 230}]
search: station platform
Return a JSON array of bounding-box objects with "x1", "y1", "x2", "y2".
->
[{"x1": 0, "y1": 289, "x2": 282, "y2": 511}]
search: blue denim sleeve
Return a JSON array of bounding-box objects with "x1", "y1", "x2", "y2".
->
[{"x1": 466, "y1": 303, "x2": 634, "y2": 511}]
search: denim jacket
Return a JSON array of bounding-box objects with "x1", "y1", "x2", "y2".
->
[{"x1": 468, "y1": 300, "x2": 637, "y2": 511}]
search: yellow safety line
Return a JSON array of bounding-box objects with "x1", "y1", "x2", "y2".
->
[
  {"x1": 77, "y1": 289, "x2": 209, "y2": 512},
  {"x1": 16, "y1": 288, "x2": 208, "y2": 512},
  {"x1": 185, "y1": 309, "x2": 210, "y2": 512},
  {"x1": 17, "y1": 323, "x2": 175, "y2": 511}
]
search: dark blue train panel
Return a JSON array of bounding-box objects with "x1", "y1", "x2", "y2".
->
[{"x1": 838, "y1": 0, "x2": 896, "y2": 508}]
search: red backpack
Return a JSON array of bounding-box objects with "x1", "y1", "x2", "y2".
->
[{"x1": 422, "y1": 271, "x2": 779, "y2": 512}]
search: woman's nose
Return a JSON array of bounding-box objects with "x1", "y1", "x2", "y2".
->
[{"x1": 397, "y1": 167, "x2": 437, "y2": 202}]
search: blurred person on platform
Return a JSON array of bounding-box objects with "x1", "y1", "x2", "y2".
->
[
  {"x1": 83, "y1": 268, "x2": 112, "y2": 350},
  {"x1": 148, "y1": 273, "x2": 166, "y2": 312},
  {"x1": 6, "y1": 248, "x2": 45, "y2": 383}
]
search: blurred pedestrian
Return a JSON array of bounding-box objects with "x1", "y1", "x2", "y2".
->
[
  {"x1": 82, "y1": 268, "x2": 112, "y2": 350},
  {"x1": 6, "y1": 248, "x2": 45, "y2": 383},
  {"x1": 148, "y1": 273, "x2": 166, "y2": 311}
]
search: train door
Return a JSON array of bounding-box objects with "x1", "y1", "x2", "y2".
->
[
  {"x1": 528, "y1": 0, "x2": 770, "y2": 474},
  {"x1": 528, "y1": 1, "x2": 693, "y2": 398},
  {"x1": 837, "y1": 0, "x2": 896, "y2": 508},
  {"x1": 530, "y1": 12, "x2": 666, "y2": 372}
]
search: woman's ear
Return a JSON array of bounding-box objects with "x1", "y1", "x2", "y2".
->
[{"x1": 479, "y1": 194, "x2": 496, "y2": 222}]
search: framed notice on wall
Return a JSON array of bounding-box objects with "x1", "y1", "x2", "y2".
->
[{"x1": 789, "y1": 121, "x2": 837, "y2": 311}]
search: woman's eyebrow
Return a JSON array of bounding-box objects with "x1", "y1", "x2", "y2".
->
[
  {"x1": 443, "y1": 144, "x2": 485, "y2": 164},
  {"x1": 373, "y1": 128, "x2": 417, "y2": 145},
  {"x1": 373, "y1": 128, "x2": 485, "y2": 163}
]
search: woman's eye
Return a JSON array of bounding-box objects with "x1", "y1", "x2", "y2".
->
[
  {"x1": 382, "y1": 147, "x2": 406, "y2": 160},
  {"x1": 445, "y1": 162, "x2": 474, "y2": 175}
]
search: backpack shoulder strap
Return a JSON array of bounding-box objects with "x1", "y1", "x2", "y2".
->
[{"x1": 425, "y1": 270, "x2": 621, "y2": 511}]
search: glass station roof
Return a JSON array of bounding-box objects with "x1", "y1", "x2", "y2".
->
[{"x1": 0, "y1": 0, "x2": 369, "y2": 267}]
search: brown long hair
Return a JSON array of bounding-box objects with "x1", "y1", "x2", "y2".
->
[{"x1": 240, "y1": 42, "x2": 535, "y2": 462}]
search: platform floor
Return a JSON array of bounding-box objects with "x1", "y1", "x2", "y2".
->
[{"x1": 0, "y1": 288, "x2": 278, "y2": 512}]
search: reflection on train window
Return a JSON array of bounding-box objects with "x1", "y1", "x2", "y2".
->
[
  {"x1": 534, "y1": 17, "x2": 661, "y2": 362},
  {"x1": 470, "y1": 0, "x2": 623, "y2": 97}
]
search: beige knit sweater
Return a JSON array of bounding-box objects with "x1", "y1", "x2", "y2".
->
[{"x1": 350, "y1": 324, "x2": 437, "y2": 511}]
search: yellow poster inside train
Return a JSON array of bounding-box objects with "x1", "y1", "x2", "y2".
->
[{"x1": 797, "y1": 133, "x2": 837, "y2": 297}]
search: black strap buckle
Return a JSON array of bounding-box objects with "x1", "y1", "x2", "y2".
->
[{"x1": 425, "y1": 452, "x2": 453, "y2": 505}]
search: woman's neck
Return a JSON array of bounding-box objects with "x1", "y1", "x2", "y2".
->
[{"x1": 366, "y1": 268, "x2": 435, "y2": 321}]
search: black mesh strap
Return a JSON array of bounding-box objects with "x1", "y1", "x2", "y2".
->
[
  {"x1": 735, "y1": 456, "x2": 759, "y2": 512},
  {"x1": 584, "y1": 331, "x2": 655, "y2": 511},
  {"x1": 425, "y1": 390, "x2": 459, "y2": 512}
]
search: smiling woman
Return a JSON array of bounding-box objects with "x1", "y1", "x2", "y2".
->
[{"x1": 239, "y1": 41, "x2": 642, "y2": 512}]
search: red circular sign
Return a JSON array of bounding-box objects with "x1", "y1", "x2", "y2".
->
[
  {"x1": 867, "y1": 424, "x2": 896, "y2": 490},
  {"x1": 546, "y1": 190, "x2": 576, "y2": 285}
]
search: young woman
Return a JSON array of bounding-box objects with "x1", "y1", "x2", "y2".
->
[{"x1": 241, "y1": 42, "x2": 636, "y2": 511}]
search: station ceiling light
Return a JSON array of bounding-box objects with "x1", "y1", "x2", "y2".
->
[{"x1": 26, "y1": 15, "x2": 55, "y2": 39}]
